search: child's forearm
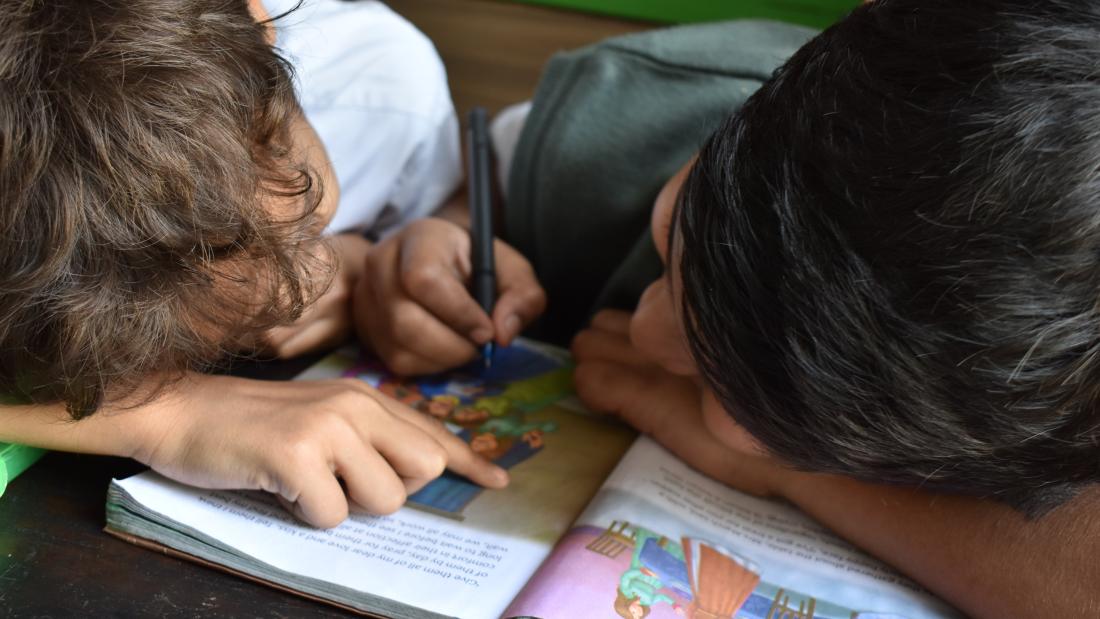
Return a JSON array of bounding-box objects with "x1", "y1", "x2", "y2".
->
[
  {"x1": 0, "y1": 385, "x2": 176, "y2": 460},
  {"x1": 0, "y1": 373, "x2": 509, "y2": 528},
  {"x1": 782, "y1": 473, "x2": 1100, "y2": 617}
]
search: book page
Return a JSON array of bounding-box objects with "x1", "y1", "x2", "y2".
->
[
  {"x1": 504, "y1": 437, "x2": 962, "y2": 619},
  {"x1": 110, "y1": 341, "x2": 636, "y2": 619},
  {"x1": 114, "y1": 474, "x2": 543, "y2": 618}
]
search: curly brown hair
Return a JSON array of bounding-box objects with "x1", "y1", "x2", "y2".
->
[{"x1": 0, "y1": 0, "x2": 328, "y2": 417}]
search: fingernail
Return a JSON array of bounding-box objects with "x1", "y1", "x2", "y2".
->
[
  {"x1": 492, "y1": 467, "x2": 510, "y2": 486},
  {"x1": 502, "y1": 315, "x2": 522, "y2": 342},
  {"x1": 471, "y1": 327, "x2": 493, "y2": 344}
]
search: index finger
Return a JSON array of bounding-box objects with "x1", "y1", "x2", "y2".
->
[{"x1": 398, "y1": 408, "x2": 510, "y2": 489}]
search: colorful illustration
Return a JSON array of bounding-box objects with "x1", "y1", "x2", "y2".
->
[
  {"x1": 613, "y1": 525, "x2": 691, "y2": 617},
  {"x1": 684, "y1": 538, "x2": 762, "y2": 619},
  {"x1": 600, "y1": 522, "x2": 760, "y2": 619},
  {"x1": 505, "y1": 523, "x2": 879, "y2": 619},
  {"x1": 342, "y1": 344, "x2": 572, "y2": 519}
]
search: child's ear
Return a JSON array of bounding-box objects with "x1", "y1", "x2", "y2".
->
[{"x1": 247, "y1": 0, "x2": 276, "y2": 46}]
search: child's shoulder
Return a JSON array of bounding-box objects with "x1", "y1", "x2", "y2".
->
[
  {"x1": 266, "y1": 0, "x2": 448, "y2": 117},
  {"x1": 573, "y1": 19, "x2": 818, "y2": 80}
]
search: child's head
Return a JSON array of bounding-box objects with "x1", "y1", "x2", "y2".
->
[
  {"x1": 653, "y1": 0, "x2": 1100, "y2": 514},
  {"x1": 612, "y1": 589, "x2": 649, "y2": 619},
  {"x1": 422, "y1": 395, "x2": 460, "y2": 419},
  {"x1": 0, "y1": 1, "x2": 333, "y2": 416}
]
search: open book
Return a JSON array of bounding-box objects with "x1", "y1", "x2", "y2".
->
[{"x1": 106, "y1": 340, "x2": 961, "y2": 619}]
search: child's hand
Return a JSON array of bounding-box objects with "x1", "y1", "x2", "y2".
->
[
  {"x1": 263, "y1": 233, "x2": 371, "y2": 359},
  {"x1": 353, "y1": 217, "x2": 546, "y2": 375},
  {"x1": 572, "y1": 310, "x2": 793, "y2": 498},
  {"x1": 132, "y1": 373, "x2": 509, "y2": 528}
]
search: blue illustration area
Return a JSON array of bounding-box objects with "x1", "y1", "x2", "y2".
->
[
  {"x1": 413, "y1": 345, "x2": 563, "y2": 404},
  {"x1": 342, "y1": 343, "x2": 569, "y2": 518},
  {"x1": 639, "y1": 537, "x2": 692, "y2": 600},
  {"x1": 408, "y1": 426, "x2": 546, "y2": 512}
]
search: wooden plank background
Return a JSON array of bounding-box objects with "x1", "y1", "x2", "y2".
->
[{"x1": 387, "y1": 0, "x2": 652, "y2": 116}]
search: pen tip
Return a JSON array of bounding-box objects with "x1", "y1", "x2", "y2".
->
[{"x1": 482, "y1": 343, "x2": 494, "y2": 369}]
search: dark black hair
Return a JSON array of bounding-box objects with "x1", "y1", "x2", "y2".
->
[{"x1": 679, "y1": 0, "x2": 1100, "y2": 516}]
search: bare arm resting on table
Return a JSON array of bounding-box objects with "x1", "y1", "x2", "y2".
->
[
  {"x1": 572, "y1": 309, "x2": 1100, "y2": 619},
  {"x1": 0, "y1": 374, "x2": 507, "y2": 528},
  {"x1": 788, "y1": 473, "x2": 1100, "y2": 618}
]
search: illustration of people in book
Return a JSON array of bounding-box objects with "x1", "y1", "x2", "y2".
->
[
  {"x1": 503, "y1": 520, "x2": 889, "y2": 619},
  {"x1": 613, "y1": 526, "x2": 690, "y2": 618},
  {"x1": 417, "y1": 394, "x2": 460, "y2": 420},
  {"x1": 341, "y1": 344, "x2": 571, "y2": 518},
  {"x1": 342, "y1": 344, "x2": 565, "y2": 407},
  {"x1": 409, "y1": 409, "x2": 559, "y2": 516},
  {"x1": 605, "y1": 523, "x2": 761, "y2": 619}
]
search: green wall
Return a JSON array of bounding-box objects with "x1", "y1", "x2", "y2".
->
[{"x1": 512, "y1": 0, "x2": 858, "y2": 29}]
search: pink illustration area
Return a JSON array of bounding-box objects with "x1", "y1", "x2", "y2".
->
[{"x1": 505, "y1": 525, "x2": 686, "y2": 619}]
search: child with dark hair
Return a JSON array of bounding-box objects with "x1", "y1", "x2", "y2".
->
[
  {"x1": 0, "y1": 0, "x2": 553, "y2": 528},
  {"x1": 381, "y1": 1, "x2": 1100, "y2": 614}
]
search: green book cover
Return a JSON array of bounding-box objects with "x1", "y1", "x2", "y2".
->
[{"x1": 0, "y1": 442, "x2": 46, "y2": 498}]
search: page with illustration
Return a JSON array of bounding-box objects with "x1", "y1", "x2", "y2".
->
[
  {"x1": 108, "y1": 340, "x2": 636, "y2": 619},
  {"x1": 504, "y1": 437, "x2": 963, "y2": 619}
]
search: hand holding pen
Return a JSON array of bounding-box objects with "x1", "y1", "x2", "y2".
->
[{"x1": 349, "y1": 108, "x2": 547, "y2": 376}]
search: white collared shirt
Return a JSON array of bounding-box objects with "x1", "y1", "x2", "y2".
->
[{"x1": 264, "y1": 0, "x2": 462, "y2": 236}]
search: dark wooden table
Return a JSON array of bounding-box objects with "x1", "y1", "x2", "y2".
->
[{"x1": 0, "y1": 355, "x2": 363, "y2": 618}]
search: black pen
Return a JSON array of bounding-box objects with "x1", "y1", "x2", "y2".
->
[{"x1": 467, "y1": 107, "x2": 496, "y2": 368}]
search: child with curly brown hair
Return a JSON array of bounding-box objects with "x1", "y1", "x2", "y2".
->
[{"x1": 0, "y1": 0, "x2": 547, "y2": 528}]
